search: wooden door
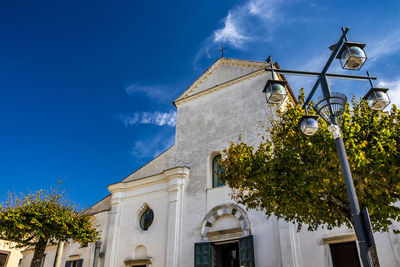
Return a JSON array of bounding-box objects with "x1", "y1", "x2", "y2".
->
[{"x1": 330, "y1": 242, "x2": 361, "y2": 267}]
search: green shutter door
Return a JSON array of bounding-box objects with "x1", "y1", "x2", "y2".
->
[
  {"x1": 239, "y1": 235, "x2": 255, "y2": 267},
  {"x1": 194, "y1": 242, "x2": 213, "y2": 267}
]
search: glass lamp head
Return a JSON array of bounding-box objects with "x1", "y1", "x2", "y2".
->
[
  {"x1": 336, "y1": 42, "x2": 367, "y2": 70},
  {"x1": 299, "y1": 115, "x2": 319, "y2": 136},
  {"x1": 263, "y1": 80, "x2": 287, "y2": 104},
  {"x1": 363, "y1": 87, "x2": 390, "y2": 111}
]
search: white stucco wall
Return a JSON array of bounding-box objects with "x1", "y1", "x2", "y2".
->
[
  {"x1": 105, "y1": 167, "x2": 189, "y2": 267},
  {"x1": 21, "y1": 244, "x2": 57, "y2": 267},
  {"x1": 0, "y1": 240, "x2": 23, "y2": 267},
  {"x1": 112, "y1": 189, "x2": 169, "y2": 266},
  {"x1": 175, "y1": 67, "x2": 281, "y2": 267}
]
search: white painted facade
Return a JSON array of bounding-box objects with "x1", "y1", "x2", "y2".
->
[
  {"x1": 20, "y1": 58, "x2": 400, "y2": 267},
  {"x1": 0, "y1": 240, "x2": 23, "y2": 267}
]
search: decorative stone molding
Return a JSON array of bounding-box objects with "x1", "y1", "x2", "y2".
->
[
  {"x1": 137, "y1": 203, "x2": 149, "y2": 215},
  {"x1": 133, "y1": 244, "x2": 147, "y2": 259},
  {"x1": 174, "y1": 58, "x2": 296, "y2": 108},
  {"x1": 200, "y1": 203, "x2": 251, "y2": 241},
  {"x1": 124, "y1": 258, "x2": 152, "y2": 266},
  {"x1": 175, "y1": 69, "x2": 266, "y2": 106},
  {"x1": 207, "y1": 227, "x2": 243, "y2": 242},
  {"x1": 320, "y1": 232, "x2": 357, "y2": 245},
  {"x1": 107, "y1": 167, "x2": 190, "y2": 198},
  {"x1": 176, "y1": 58, "x2": 269, "y2": 102}
]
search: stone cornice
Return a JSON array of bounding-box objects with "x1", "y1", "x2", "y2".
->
[
  {"x1": 175, "y1": 58, "x2": 269, "y2": 104},
  {"x1": 175, "y1": 58, "x2": 223, "y2": 101},
  {"x1": 124, "y1": 258, "x2": 152, "y2": 265},
  {"x1": 107, "y1": 166, "x2": 190, "y2": 195},
  {"x1": 174, "y1": 59, "x2": 297, "y2": 107},
  {"x1": 321, "y1": 232, "x2": 357, "y2": 244},
  {"x1": 174, "y1": 68, "x2": 266, "y2": 106}
]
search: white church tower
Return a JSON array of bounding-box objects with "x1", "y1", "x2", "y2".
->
[{"x1": 20, "y1": 58, "x2": 400, "y2": 267}]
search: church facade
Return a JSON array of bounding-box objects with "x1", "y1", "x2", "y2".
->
[{"x1": 20, "y1": 58, "x2": 400, "y2": 267}]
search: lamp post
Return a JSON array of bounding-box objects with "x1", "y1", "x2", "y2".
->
[{"x1": 264, "y1": 27, "x2": 391, "y2": 267}]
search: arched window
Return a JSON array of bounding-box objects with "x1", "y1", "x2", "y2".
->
[{"x1": 212, "y1": 155, "x2": 224, "y2": 188}]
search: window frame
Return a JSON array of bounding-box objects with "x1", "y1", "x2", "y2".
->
[
  {"x1": 0, "y1": 251, "x2": 10, "y2": 267},
  {"x1": 139, "y1": 207, "x2": 154, "y2": 231},
  {"x1": 65, "y1": 259, "x2": 83, "y2": 267},
  {"x1": 212, "y1": 154, "x2": 224, "y2": 188}
]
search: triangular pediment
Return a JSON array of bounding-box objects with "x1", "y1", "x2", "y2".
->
[{"x1": 175, "y1": 58, "x2": 269, "y2": 102}]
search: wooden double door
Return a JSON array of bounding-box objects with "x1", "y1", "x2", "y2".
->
[{"x1": 194, "y1": 235, "x2": 255, "y2": 267}]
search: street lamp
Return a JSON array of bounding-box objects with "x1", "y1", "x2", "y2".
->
[
  {"x1": 299, "y1": 115, "x2": 319, "y2": 136},
  {"x1": 312, "y1": 92, "x2": 347, "y2": 124},
  {"x1": 363, "y1": 71, "x2": 391, "y2": 111},
  {"x1": 263, "y1": 27, "x2": 391, "y2": 267},
  {"x1": 263, "y1": 79, "x2": 288, "y2": 104},
  {"x1": 337, "y1": 42, "x2": 367, "y2": 70},
  {"x1": 363, "y1": 88, "x2": 390, "y2": 110}
]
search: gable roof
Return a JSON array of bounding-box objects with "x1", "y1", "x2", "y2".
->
[
  {"x1": 85, "y1": 146, "x2": 177, "y2": 214},
  {"x1": 175, "y1": 58, "x2": 270, "y2": 103},
  {"x1": 120, "y1": 144, "x2": 177, "y2": 183},
  {"x1": 86, "y1": 195, "x2": 112, "y2": 215},
  {"x1": 174, "y1": 58, "x2": 296, "y2": 106}
]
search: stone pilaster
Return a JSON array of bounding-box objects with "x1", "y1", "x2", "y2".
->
[
  {"x1": 278, "y1": 220, "x2": 302, "y2": 267},
  {"x1": 104, "y1": 193, "x2": 123, "y2": 267},
  {"x1": 165, "y1": 168, "x2": 189, "y2": 267}
]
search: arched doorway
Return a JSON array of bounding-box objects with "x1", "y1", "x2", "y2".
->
[{"x1": 195, "y1": 204, "x2": 255, "y2": 267}]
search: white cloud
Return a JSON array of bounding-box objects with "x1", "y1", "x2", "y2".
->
[
  {"x1": 119, "y1": 111, "x2": 176, "y2": 127},
  {"x1": 248, "y1": 0, "x2": 280, "y2": 20},
  {"x1": 131, "y1": 132, "x2": 175, "y2": 159},
  {"x1": 125, "y1": 83, "x2": 172, "y2": 102},
  {"x1": 378, "y1": 79, "x2": 400, "y2": 107},
  {"x1": 153, "y1": 134, "x2": 175, "y2": 158},
  {"x1": 367, "y1": 29, "x2": 400, "y2": 63},
  {"x1": 195, "y1": 0, "x2": 286, "y2": 64},
  {"x1": 214, "y1": 12, "x2": 249, "y2": 49}
]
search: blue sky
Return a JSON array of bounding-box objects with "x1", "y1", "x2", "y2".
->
[{"x1": 1, "y1": 0, "x2": 400, "y2": 208}]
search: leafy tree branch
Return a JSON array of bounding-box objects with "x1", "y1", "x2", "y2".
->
[{"x1": 219, "y1": 89, "x2": 400, "y2": 233}]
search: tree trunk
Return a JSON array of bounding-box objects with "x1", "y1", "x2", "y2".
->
[{"x1": 30, "y1": 238, "x2": 47, "y2": 267}]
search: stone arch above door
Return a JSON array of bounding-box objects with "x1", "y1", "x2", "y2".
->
[{"x1": 200, "y1": 203, "x2": 251, "y2": 241}]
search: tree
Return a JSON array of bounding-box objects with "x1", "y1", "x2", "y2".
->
[
  {"x1": 0, "y1": 185, "x2": 99, "y2": 267},
  {"x1": 219, "y1": 90, "x2": 400, "y2": 233}
]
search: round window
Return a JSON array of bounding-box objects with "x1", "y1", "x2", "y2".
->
[{"x1": 139, "y1": 207, "x2": 154, "y2": 231}]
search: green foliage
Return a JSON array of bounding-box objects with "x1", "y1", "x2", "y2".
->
[
  {"x1": 219, "y1": 89, "x2": 400, "y2": 232},
  {"x1": 0, "y1": 185, "x2": 99, "y2": 266}
]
